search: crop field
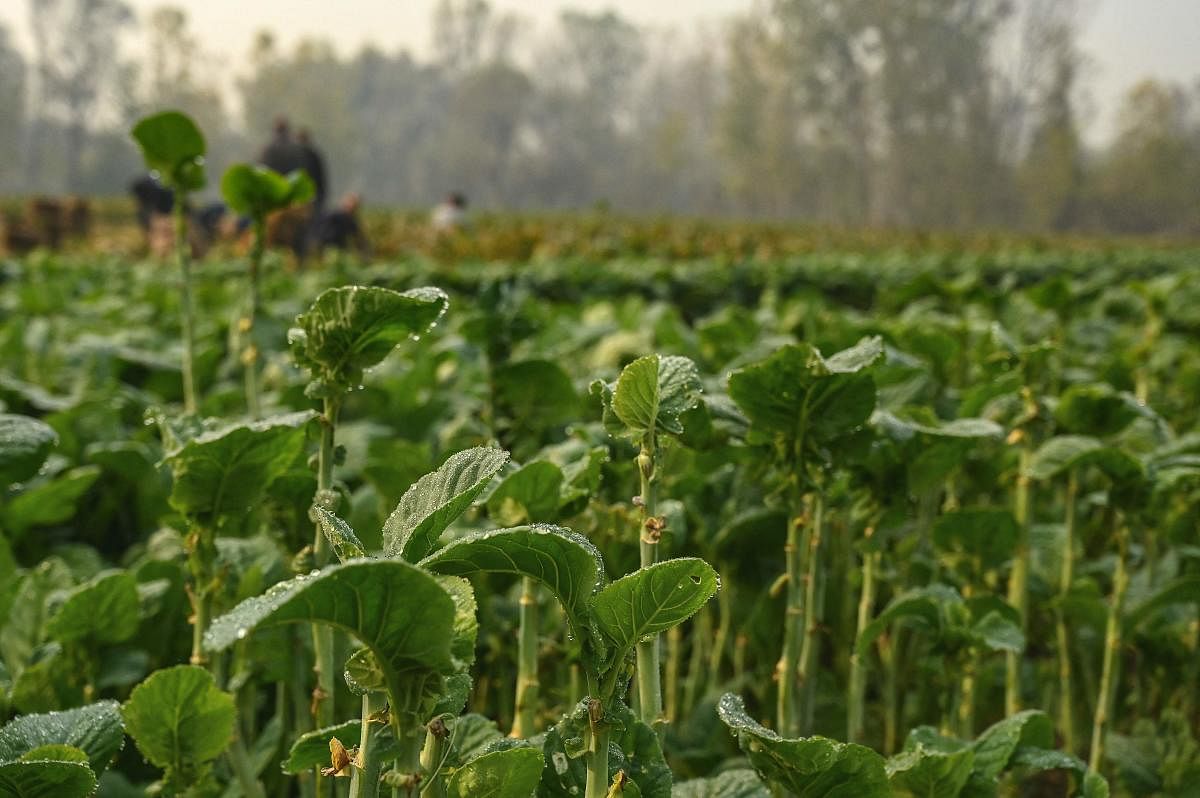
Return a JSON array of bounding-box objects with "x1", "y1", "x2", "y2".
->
[{"x1": 1, "y1": 116, "x2": 1200, "y2": 798}]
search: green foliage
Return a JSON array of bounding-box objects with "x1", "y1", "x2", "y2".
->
[
  {"x1": 290, "y1": 285, "x2": 448, "y2": 397},
  {"x1": 382, "y1": 447, "x2": 509, "y2": 561},
  {"x1": 445, "y1": 748, "x2": 544, "y2": 798},
  {"x1": 44, "y1": 571, "x2": 139, "y2": 645},
  {"x1": 600, "y1": 354, "x2": 702, "y2": 440},
  {"x1": 220, "y1": 164, "x2": 315, "y2": 221},
  {"x1": 0, "y1": 702, "x2": 124, "y2": 776},
  {"x1": 121, "y1": 665, "x2": 235, "y2": 789},
  {"x1": 130, "y1": 111, "x2": 207, "y2": 192},
  {"x1": 205, "y1": 559, "x2": 456, "y2": 716},
  {"x1": 0, "y1": 416, "x2": 57, "y2": 487},
  {"x1": 717, "y1": 693, "x2": 890, "y2": 797},
  {"x1": 161, "y1": 411, "x2": 315, "y2": 520}
]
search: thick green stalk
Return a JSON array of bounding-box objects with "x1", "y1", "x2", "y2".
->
[
  {"x1": 227, "y1": 728, "x2": 266, "y2": 798},
  {"x1": 1056, "y1": 474, "x2": 1079, "y2": 753},
  {"x1": 419, "y1": 719, "x2": 449, "y2": 798},
  {"x1": 1006, "y1": 441, "x2": 1034, "y2": 716},
  {"x1": 388, "y1": 718, "x2": 423, "y2": 798},
  {"x1": 1090, "y1": 518, "x2": 1129, "y2": 773},
  {"x1": 185, "y1": 524, "x2": 216, "y2": 666},
  {"x1": 349, "y1": 694, "x2": 386, "y2": 798},
  {"x1": 242, "y1": 221, "x2": 265, "y2": 418},
  {"x1": 848, "y1": 539, "x2": 879, "y2": 744},
  {"x1": 797, "y1": 491, "x2": 825, "y2": 735},
  {"x1": 174, "y1": 200, "x2": 198, "y2": 413},
  {"x1": 511, "y1": 576, "x2": 540, "y2": 737},
  {"x1": 777, "y1": 498, "x2": 809, "y2": 737},
  {"x1": 312, "y1": 397, "x2": 341, "y2": 793},
  {"x1": 634, "y1": 442, "x2": 663, "y2": 728},
  {"x1": 956, "y1": 656, "x2": 977, "y2": 738},
  {"x1": 584, "y1": 708, "x2": 611, "y2": 798}
]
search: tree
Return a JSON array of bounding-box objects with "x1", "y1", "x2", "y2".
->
[
  {"x1": 141, "y1": 6, "x2": 226, "y2": 135},
  {"x1": 27, "y1": 0, "x2": 134, "y2": 191},
  {"x1": 0, "y1": 25, "x2": 26, "y2": 193}
]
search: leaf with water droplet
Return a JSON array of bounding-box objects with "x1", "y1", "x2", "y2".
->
[
  {"x1": 382, "y1": 447, "x2": 509, "y2": 562},
  {"x1": 716, "y1": 693, "x2": 889, "y2": 797},
  {"x1": 589, "y1": 558, "x2": 718, "y2": 672},
  {"x1": 205, "y1": 560, "x2": 456, "y2": 713},
  {"x1": 445, "y1": 747, "x2": 544, "y2": 798},
  {"x1": 421, "y1": 524, "x2": 605, "y2": 645},
  {"x1": 0, "y1": 701, "x2": 124, "y2": 776},
  {"x1": 0, "y1": 415, "x2": 58, "y2": 488}
]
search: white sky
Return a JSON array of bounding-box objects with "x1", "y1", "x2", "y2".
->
[{"x1": 4, "y1": 0, "x2": 1198, "y2": 142}]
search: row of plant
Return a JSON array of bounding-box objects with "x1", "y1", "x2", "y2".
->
[{"x1": 0, "y1": 113, "x2": 1197, "y2": 797}]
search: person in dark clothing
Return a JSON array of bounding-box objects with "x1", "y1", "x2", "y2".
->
[
  {"x1": 296, "y1": 129, "x2": 329, "y2": 212},
  {"x1": 130, "y1": 174, "x2": 175, "y2": 230},
  {"x1": 315, "y1": 193, "x2": 370, "y2": 257},
  {"x1": 257, "y1": 116, "x2": 305, "y2": 175}
]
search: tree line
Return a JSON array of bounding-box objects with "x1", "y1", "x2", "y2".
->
[{"x1": 1, "y1": 0, "x2": 1198, "y2": 236}]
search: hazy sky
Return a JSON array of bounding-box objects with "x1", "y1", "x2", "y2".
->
[{"x1": 5, "y1": 0, "x2": 1198, "y2": 141}]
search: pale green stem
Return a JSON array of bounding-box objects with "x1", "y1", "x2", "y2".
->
[
  {"x1": 848, "y1": 541, "x2": 879, "y2": 744},
  {"x1": 777, "y1": 498, "x2": 809, "y2": 737},
  {"x1": 584, "y1": 713, "x2": 611, "y2": 798},
  {"x1": 634, "y1": 441, "x2": 663, "y2": 728},
  {"x1": 665, "y1": 624, "x2": 681, "y2": 722},
  {"x1": 1006, "y1": 442, "x2": 1034, "y2": 716},
  {"x1": 419, "y1": 720, "x2": 449, "y2": 798},
  {"x1": 174, "y1": 199, "x2": 198, "y2": 413},
  {"x1": 797, "y1": 490, "x2": 825, "y2": 735},
  {"x1": 511, "y1": 577, "x2": 540, "y2": 737},
  {"x1": 313, "y1": 397, "x2": 341, "y2": 794},
  {"x1": 349, "y1": 694, "x2": 386, "y2": 798},
  {"x1": 1057, "y1": 474, "x2": 1079, "y2": 753},
  {"x1": 1090, "y1": 518, "x2": 1129, "y2": 773},
  {"x1": 708, "y1": 574, "x2": 732, "y2": 690}
]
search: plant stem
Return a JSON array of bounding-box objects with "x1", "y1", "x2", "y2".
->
[
  {"x1": 185, "y1": 524, "x2": 216, "y2": 666},
  {"x1": 665, "y1": 624, "x2": 681, "y2": 722},
  {"x1": 242, "y1": 221, "x2": 265, "y2": 418},
  {"x1": 848, "y1": 538, "x2": 879, "y2": 744},
  {"x1": 584, "y1": 711, "x2": 611, "y2": 798},
  {"x1": 777, "y1": 496, "x2": 810, "y2": 737},
  {"x1": 227, "y1": 727, "x2": 266, "y2": 798},
  {"x1": 511, "y1": 576, "x2": 540, "y2": 737},
  {"x1": 797, "y1": 490, "x2": 824, "y2": 735},
  {"x1": 634, "y1": 441, "x2": 664, "y2": 728},
  {"x1": 350, "y1": 694, "x2": 385, "y2": 798},
  {"x1": 389, "y1": 717, "x2": 423, "y2": 798},
  {"x1": 312, "y1": 397, "x2": 341, "y2": 795},
  {"x1": 1056, "y1": 473, "x2": 1079, "y2": 753},
  {"x1": 419, "y1": 719, "x2": 449, "y2": 798},
  {"x1": 1006, "y1": 440, "x2": 1034, "y2": 716},
  {"x1": 174, "y1": 200, "x2": 198, "y2": 413},
  {"x1": 708, "y1": 574, "x2": 732, "y2": 690},
  {"x1": 682, "y1": 609, "x2": 710, "y2": 716},
  {"x1": 1090, "y1": 516, "x2": 1129, "y2": 773}
]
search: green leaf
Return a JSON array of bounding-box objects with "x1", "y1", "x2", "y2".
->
[
  {"x1": 122, "y1": 666, "x2": 235, "y2": 775},
  {"x1": 283, "y1": 720, "x2": 399, "y2": 775},
  {"x1": 220, "y1": 164, "x2": 314, "y2": 220},
  {"x1": 886, "y1": 745, "x2": 975, "y2": 798},
  {"x1": 728, "y1": 341, "x2": 880, "y2": 449},
  {"x1": 2, "y1": 467, "x2": 101, "y2": 539},
  {"x1": 969, "y1": 611, "x2": 1025, "y2": 654},
  {"x1": 420, "y1": 524, "x2": 605, "y2": 643},
  {"x1": 591, "y1": 559, "x2": 718, "y2": 668},
  {"x1": 1124, "y1": 575, "x2": 1200, "y2": 631},
  {"x1": 486, "y1": 461, "x2": 564, "y2": 526},
  {"x1": 855, "y1": 585, "x2": 958, "y2": 657},
  {"x1": 1027, "y1": 436, "x2": 1143, "y2": 484},
  {"x1": 537, "y1": 700, "x2": 671, "y2": 798},
  {"x1": 492, "y1": 360, "x2": 580, "y2": 430},
  {"x1": 969, "y1": 711, "x2": 1053, "y2": 782},
  {"x1": 343, "y1": 648, "x2": 386, "y2": 696},
  {"x1": 446, "y1": 748, "x2": 544, "y2": 798},
  {"x1": 205, "y1": 560, "x2": 456, "y2": 711},
  {"x1": 0, "y1": 759, "x2": 96, "y2": 798},
  {"x1": 1054, "y1": 384, "x2": 1145, "y2": 437},
  {"x1": 671, "y1": 770, "x2": 769, "y2": 798},
  {"x1": 0, "y1": 701, "x2": 124, "y2": 775},
  {"x1": 382, "y1": 447, "x2": 510, "y2": 562},
  {"x1": 932, "y1": 509, "x2": 1020, "y2": 570},
  {"x1": 130, "y1": 111, "x2": 206, "y2": 192},
  {"x1": 610, "y1": 354, "x2": 702, "y2": 439},
  {"x1": 313, "y1": 508, "x2": 367, "y2": 562},
  {"x1": 290, "y1": 285, "x2": 448, "y2": 394},
  {"x1": 0, "y1": 416, "x2": 57, "y2": 487},
  {"x1": 717, "y1": 693, "x2": 890, "y2": 797},
  {"x1": 45, "y1": 571, "x2": 139, "y2": 645},
  {"x1": 163, "y1": 411, "x2": 314, "y2": 520}
]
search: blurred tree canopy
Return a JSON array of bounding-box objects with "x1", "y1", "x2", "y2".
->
[{"x1": 2, "y1": 0, "x2": 1199, "y2": 236}]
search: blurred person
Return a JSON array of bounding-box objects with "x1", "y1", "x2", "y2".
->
[
  {"x1": 296, "y1": 128, "x2": 329, "y2": 212},
  {"x1": 130, "y1": 174, "x2": 175, "y2": 231},
  {"x1": 314, "y1": 192, "x2": 370, "y2": 257},
  {"x1": 431, "y1": 192, "x2": 469, "y2": 232},
  {"x1": 258, "y1": 116, "x2": 305, "y2": 175}
]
